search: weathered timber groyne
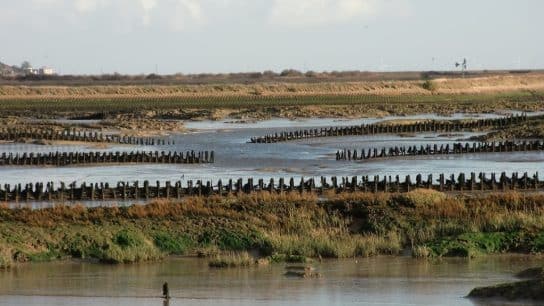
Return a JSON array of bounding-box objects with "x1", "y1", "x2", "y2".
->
[
  {"x1": 249, "y1": 115, "x2": 527, "y2": 143},
  {"x1": 336, "y1": 140, "x2": 544, "y2": 161},
  {"x1": 0, "y1": 172, "x2": 541, "y2": 202},
  {"x1": 0, "y1": 128, "x2": 174, "y2": 146},
  {"x1": 0, "y1": 150, "x2": 214, "y2": 167}
]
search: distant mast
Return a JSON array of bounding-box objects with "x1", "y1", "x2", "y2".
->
[{"x1": 455, "y1": 58, "x2": 467, "y2": 77}]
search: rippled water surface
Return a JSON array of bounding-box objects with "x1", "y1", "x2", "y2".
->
[{"x1": 0, "y1": 256, "x2": 540, "y2": 306}]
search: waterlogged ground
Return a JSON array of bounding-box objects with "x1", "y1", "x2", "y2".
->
[
  {"x1": 0, "y1": 113, "x2": 543, "y2": 187},
  {"x1": 0, "y1": 256, "x2": 541, "y2": 306}
]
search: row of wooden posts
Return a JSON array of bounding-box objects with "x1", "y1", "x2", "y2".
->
[
  {"x1": 0, "y1": 150, "x2": 214, "y2": 166},
  {"x1": 250, "y1": 114, "x2": 528, "y2": 143},
  {"x1": 0, "y1": 128, "x2": 173, "y2": 146},
  {"x1": 336, "y1": 140, "x2": 544, "y2": 161},
  {"x1": 0, "y1": 172, "x2": 541, "y2": 202}
]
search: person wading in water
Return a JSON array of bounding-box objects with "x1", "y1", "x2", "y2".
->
[{"x1": 162, "y1": 282, "x2": 170, "y2": 299}]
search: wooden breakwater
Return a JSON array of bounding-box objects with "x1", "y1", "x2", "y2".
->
[
  {"x1": 249, "y1": 115, "x2": 527, "y2": 143},
  {"x1": 0, "y1": 128, "x2": 174, "y2": 146},
  {"x1": 336, "y1": 140, "x2": 544, "y2": 161},
  {"x1": 0, "y1": 150, "x2": 214, "y2": 167},
  {"x1": 0, "y1": 172, "x2": 541, "y2": 202}
]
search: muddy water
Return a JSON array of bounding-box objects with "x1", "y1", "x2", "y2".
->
[{"x1": 0, "y1": 256, "x2": 540, "y2": 306}]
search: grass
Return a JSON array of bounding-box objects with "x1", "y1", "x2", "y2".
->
[
  {"x1": 0, "y1": 90, "x2": 540, "y2": 124},
  {"x1": 208, "y1": 252, "x2": 254, "y2": 268},
  {"x1": 1, "y1": 191, "x2": 544, "y2": 267},
  {"x1": 0, "y1": 74, "x2": 542, "y2": 120}
]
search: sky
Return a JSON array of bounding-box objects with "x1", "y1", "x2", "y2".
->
[{"x1": 0, "y1": 0, "x2": 542, "y2": 75}]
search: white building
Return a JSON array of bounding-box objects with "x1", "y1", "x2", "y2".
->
[
  {"x1": 24, "y1": 68, "x2": 39, "y2": 75},
  {"x1": 24, "y1": 67, "x2": 56, "y2": 76},
  {"x1": 39, "y1": 67, "x2": 56, "y2": 75}
]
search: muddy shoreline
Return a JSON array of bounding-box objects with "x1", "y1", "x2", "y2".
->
[{"x1": 3, "y1": 107, "x2": 543, "y2": 140}]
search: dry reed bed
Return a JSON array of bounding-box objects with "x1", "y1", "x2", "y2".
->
[{"x1": 1, "y1": 74, "x2": 544, "y2": 98}]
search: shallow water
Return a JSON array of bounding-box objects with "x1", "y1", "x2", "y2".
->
[
  {"x1": 0, "y1": 126, "x2": 543, "y2": 187},
  {"x1": 1, "y1": 113, "x2": 543, "y2": 200},
  {"x1": 183, "y1": 112, "x2": 533, "y2": 130},
  {"x1": 0, "y1": 256, "x2": 540, "y2": 306}
]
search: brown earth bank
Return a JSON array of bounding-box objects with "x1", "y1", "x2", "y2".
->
[
  {"x1": 1, "y1": 190, "x2": 544, "y2": 268},
  {"x1": 0, "y1": 116, "x2": 186, "y2": 138},
  {"x1": 468, "y1": 267, "x2": 544, "y2": 301},
  {"x1": 473, "y1": 115, "x2": 544, "y2": 141}
]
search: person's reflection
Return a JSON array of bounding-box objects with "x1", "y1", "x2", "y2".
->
[{"x1": 163, "y1": 298, "x2": 170, "y2": 306}]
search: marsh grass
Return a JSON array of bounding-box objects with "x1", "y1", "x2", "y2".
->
[
  {"x1": 1, "y1": 191, "x2": 544, "y2": 267},
  {"x1": 208, "y1": 252, "x2": 255, "y2": 268},
  {"x1": 266, "y1": 231, "x2": 401, "y2": 258},
  {"x1": 0, "y1": 244, "x2": 12, "y2": 269}
]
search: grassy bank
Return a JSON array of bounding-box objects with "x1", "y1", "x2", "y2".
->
[
  {"x1": 0, "y1": 91, "x2": 542, "y2": 121},
  {"x1": 0, "y1": 74, "x2": 543, "y2": 119},
  {"x1": 1, "y1": 190, "x2": 544, "y2": 268},
  {"x1": 1, "y1": 91, "x2": 541, "y2": 111}
]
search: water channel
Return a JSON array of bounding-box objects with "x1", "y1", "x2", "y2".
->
[{"x1": 0, "y1": 256, "x2": 540, "y2": 306}]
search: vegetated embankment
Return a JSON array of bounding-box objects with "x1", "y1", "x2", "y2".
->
[
  {"x1": 0, "y1": 73, "x2": 543, "y2": 119},
  {"x1": 1, "y1": 190, "x2": 544, "y2": 268}
]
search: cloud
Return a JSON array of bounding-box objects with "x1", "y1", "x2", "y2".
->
[
  {"x1": 3, "y1": 0, "x2": 408, "y2": 32},
  {"x1": 140, "y1": 0, "x2": 157, "y2": 25},
  {"x1": 168, "y1": 0, "x2": 205, "y2": 31},
  {"x1": 140, "y1": 0, "x2": 157, "y2": 11},
  {"x1": 74, "y1": 0, "x2": 107, "y2": 13},
  {"x1": 14, "y1": 0, "x2": 207, "y2": 32},
  {"x1": 268, "y1": 0, "x2": 409, "y2": 27}
]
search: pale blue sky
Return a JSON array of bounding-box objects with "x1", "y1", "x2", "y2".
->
[{"x1": 0, "y1": 0, "x2": 542, "y2": 74}]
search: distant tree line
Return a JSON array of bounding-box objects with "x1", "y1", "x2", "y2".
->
[{"x1": 0, "y1": 68, "x2": 536, "y2": 85}]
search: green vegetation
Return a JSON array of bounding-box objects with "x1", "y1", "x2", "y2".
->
[
  {"x1": 421, "y1": 80, "x2": 438, "y2": 92},
  {"x1": 152, "y1": 231, "x2": 192, "y2": 255},
  {"x1": 1, "y1": 190, "x2": 544, "y2": 268}
]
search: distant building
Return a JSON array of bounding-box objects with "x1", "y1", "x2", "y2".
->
[
  {"x1": 39, "y1": 67, "x2": 56, "y2": 75},
  {"x1": 0, "y1": 69, "x2": 16, "y2": 77},
  {"x1": 24, "y1": 67, "x2": 56, "y2": 76},
  {"x1": 24, "y1": 68, "x2": 38, "y2": 75}
]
